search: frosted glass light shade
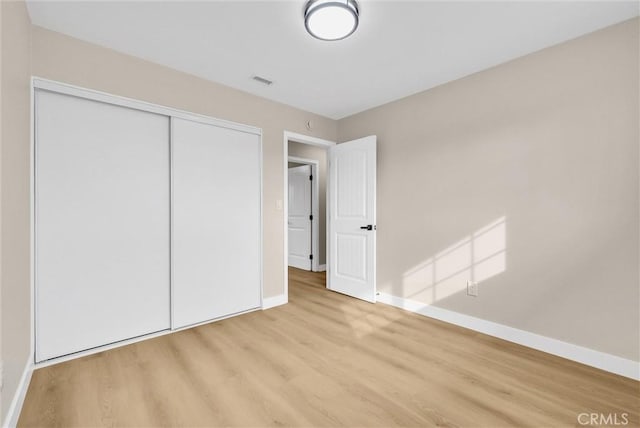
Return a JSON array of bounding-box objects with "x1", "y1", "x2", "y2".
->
[{"x1": 304, "y1": 1, "x2": 359, "y2": 41}]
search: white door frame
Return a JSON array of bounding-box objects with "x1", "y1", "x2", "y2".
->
[
  {"x1": 287, "y1": 156, "x2": 319, "y2": 272},
  {"x1": 283, "y1": 131, "x2": 335, "y2": 301}
]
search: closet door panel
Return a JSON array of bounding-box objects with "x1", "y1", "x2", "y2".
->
[
  {"x1": 35, "y1": 90, "x2": 170, "y2": 361},
  {"x1": 172, "y1": 118, "x2": 261, "y2": 328}
]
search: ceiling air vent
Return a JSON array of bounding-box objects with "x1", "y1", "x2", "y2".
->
[{"x1": 252, "y1": 75, "x2": 273, "y2": 86}]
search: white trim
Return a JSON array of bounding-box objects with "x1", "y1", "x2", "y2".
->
[
  {"x1": 262, "y1": 294, "x2": 288, "y2": 310},
  {"x1": 2, "y1": 359, "x2": 33, "y2": 428},
  {"x1": 258, "y1": 125, "x2": 265, "y2": 313},
  {"x1": 287, "y1": 156, "x2": 320, "y2": 272},
  {"x1": 325, "y1": 155, "x2": 330, "y2": 283},
  {"x1": 318, "y1": 264, "x2": 327, "y2": 272},
  {"x1": 283, "y1": 131, "x2": 336, "y2": 301},
  {"x1": 169, "y1": 117, "x2": 175, "y2": 329},
  {"x1": 377, "y1": 292, "x2": 640, "y2": 381},
  {"x1": 288, "y1": 155, "x2": 320, "y2": 165},
  {"x1": 285, "y1": 131, "x2": 336, "y2": 148},
  {"x1": 32, "y1": 78, "x2": 261, "y2": 136},
  {"x1": 30, "y1": 78, "x2": 36, "y2": 364}
]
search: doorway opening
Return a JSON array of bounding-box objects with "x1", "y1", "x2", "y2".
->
[
  {"x1": 287, "y1": 160, "x2": 317, "y2": 271},
  {"x1": 284, "y1": 132, "x2": 335, "y2": 300},
  {"x1": 283, "y1": 131, "x2": 377, "y2": 305},
  {"x1": 289, "y1": 151, "x2": 328, "y2": 272}
]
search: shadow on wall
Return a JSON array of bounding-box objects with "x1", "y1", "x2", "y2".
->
[{"x1": 401, "y1": 216, "x2": 506, "y2": 304}]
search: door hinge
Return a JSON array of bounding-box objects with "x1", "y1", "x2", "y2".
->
[
  {"x1": 309, "y1": 214, "x2": 313, "y2": 221},
  {"x1": 309, "y1": 174, "x2": 313, "y2": 181},
  {"x1": 309, "y1": 254, "x2": 313, "y2": 260}
]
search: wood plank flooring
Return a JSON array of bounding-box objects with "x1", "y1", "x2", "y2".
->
[{"x1": 19, "y1": 268, "x2": 639, "y2": 427}]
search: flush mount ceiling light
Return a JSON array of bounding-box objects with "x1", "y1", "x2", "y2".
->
[{"x1": 304, "y1": 0, "x2": 359, "y2": 41}]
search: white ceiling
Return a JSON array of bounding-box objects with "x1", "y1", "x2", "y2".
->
[{"x1": 26, "y1": 1, "x2": 639, "y2": 119}]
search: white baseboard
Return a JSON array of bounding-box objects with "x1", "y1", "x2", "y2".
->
[
  {"x1": 317, "y1": 264, "x2": 326, "y2": 272},
  {"x1": 262, "y1": 294, "x2": 288, "y2": 310},
  {"x1": 377, "y1": 292, "x2": 639, "y2": 381},
  {"x1": 2, "y1": 358, "x2": 33, "y2": 428}
]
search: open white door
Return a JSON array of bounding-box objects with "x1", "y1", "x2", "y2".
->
[
  {"x1": 328, "y1": 136, "x2": 376, "y2": 303},
  {"x1": 288, "y1": 165, "x2": 312, "y2": 270}
]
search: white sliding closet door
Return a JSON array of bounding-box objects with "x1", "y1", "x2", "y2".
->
[
  {"x1": 172, "y1": 118, "x2": 261, "y2": 329},
  {"x1": 35, "y1": 90, "x2": 170, "y2": 362}
]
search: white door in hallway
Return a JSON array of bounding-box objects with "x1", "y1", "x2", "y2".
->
[
  {"x1": 328, "y1": 136, "x2": 377, "y2": 303},
  {"x1": 288, "y1": 165, "x2": 312, "y2": 270}
]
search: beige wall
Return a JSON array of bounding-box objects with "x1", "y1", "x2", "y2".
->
[
  {"x1": 1, "y1": 0, "x2": 32, "y2": 422},
  {"x1": 338, "y1": 18, "x2": 640, "y2": 361},
  {"x1": 30, "y1": 26, "x2": 338, "y2": 300},
  {"x1": 288, "y1": 141, "x2": 328, "y2": 266}
]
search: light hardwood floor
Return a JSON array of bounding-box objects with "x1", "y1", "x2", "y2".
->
[{"x1": 19, "y1": 268, "x2": 639, "y2": 427}]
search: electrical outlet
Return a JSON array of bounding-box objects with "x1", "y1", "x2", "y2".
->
[{"x1": 467, "y1": 280, "x2": 478, "y2": 297}]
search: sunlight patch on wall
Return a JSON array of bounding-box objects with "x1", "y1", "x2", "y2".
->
[{"x1": 402, "y1": 216, "x2": 506, "y2": 304}]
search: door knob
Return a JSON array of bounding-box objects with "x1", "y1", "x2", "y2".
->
[{"x1": 360, "y1": 225, "x2": 375, "y2": 231}]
